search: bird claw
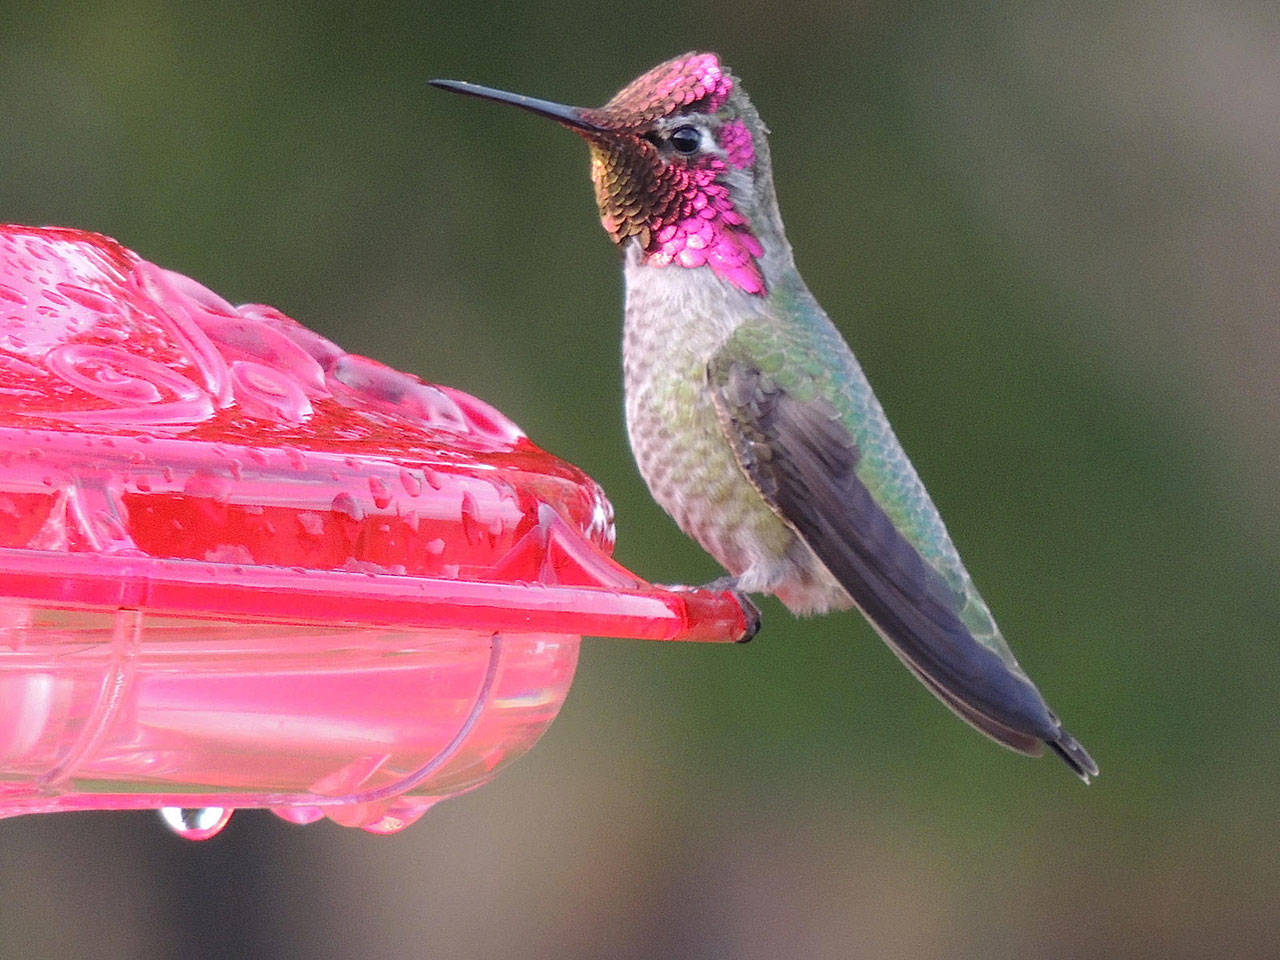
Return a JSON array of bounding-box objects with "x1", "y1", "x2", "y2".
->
[{"x1": 729, "y1": 590, "x2": 762, "y2": 643}]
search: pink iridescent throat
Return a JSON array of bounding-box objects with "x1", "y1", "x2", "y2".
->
[{"x1": 645, "y1": 118, "x2": 763, "y2": 295}]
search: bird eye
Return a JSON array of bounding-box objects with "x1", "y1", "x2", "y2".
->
[{"x1": 669, "y1": 125, "x2": 701, "y2": 155}]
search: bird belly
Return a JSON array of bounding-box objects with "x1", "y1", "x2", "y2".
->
[{"x1": 622, "y1": 270, "x2": 849, "y2": 613}]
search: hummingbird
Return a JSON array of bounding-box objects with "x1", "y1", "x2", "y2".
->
[{"x1": 432, "y1": 53, "x2": 1098, "y2": 781}]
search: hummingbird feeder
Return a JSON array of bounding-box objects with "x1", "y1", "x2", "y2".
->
[{"x1": 0, "y1": 224, "x2": 753, "y2": 837}]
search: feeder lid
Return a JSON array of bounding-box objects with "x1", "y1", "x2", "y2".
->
[{"x1": 0, "y1": 224, "x2": 751, "y2": 642}]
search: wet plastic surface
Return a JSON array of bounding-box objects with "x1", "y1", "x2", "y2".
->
[{"x1": 0, "y1": 224, "x2": 751, "y2": 834}]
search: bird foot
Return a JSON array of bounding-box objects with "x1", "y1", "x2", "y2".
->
[
  {"x1": 699, "y1": 576, "x2": 761, "y2": 643},
  {"x1": 653, "y1": 577, "x2": 762, "y2": 643},
  {"x1": 697, "y1": 575, "x2": 730, "y2": 590},
  {"x1": 655, "y1": 578, "x2": 762, "y2": 647}
]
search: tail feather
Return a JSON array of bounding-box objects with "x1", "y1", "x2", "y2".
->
[{"x1": 1047, "y1": 729, "x2": 1099, "y2": 783}]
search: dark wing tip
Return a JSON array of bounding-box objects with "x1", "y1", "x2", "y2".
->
[
  {"x1": 917, "y1": 656, "x2": 1100, "y2": 784},
  {"x1": 1048, "y1": 729, "x2": 1099, "y2": 784}
]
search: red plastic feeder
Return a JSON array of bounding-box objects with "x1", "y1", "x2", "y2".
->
[{"x1": 0, "y1": 225, "x2": 751, "y2": 836}]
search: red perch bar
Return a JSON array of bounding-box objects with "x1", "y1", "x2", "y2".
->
[{"x1": 0, "y1": 224, "x2": 751, "y2": 835}]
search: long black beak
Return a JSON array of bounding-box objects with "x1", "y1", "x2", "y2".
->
[{"x1": 429, "y1": 79, "x2": 606, "y2": 134}]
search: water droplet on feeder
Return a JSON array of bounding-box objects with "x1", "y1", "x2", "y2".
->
[{"x1": 159, "y1": 806, "x2": 233, "y2": 841}]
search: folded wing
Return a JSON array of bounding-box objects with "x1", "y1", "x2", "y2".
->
[{"x1": 707, "y1": 356, "x2": 1097, "y2": 780}]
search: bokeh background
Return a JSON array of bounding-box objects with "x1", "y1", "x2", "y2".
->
[{"x1": 1, "y1": 1, "x2": 1276, "y2": 957}]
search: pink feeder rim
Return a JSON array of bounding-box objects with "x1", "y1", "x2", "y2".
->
[{"x1": 0, "y1": 224, "x2": 752, "y2": 836}]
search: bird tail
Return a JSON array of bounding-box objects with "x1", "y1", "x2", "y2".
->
[{"x1": 902, "y1": 654, "x2": 1098, "y2": 783}]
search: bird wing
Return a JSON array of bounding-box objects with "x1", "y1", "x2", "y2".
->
[{"x1": 706, "y1": 354, "x2": 1097, "y2": 779}]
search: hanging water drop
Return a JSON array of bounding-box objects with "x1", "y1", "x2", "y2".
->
[{"x1": 159, "y1": 806, "x2": 233, "y2": 841}]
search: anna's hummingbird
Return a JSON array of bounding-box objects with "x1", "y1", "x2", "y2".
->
[{"x1": 433, "y1": 52, "x2": 1098, "y2": 781}]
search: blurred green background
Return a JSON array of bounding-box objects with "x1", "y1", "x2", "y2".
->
[{"x1": 1, "y1": 1, "x2": 1276, "y2": 957}]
